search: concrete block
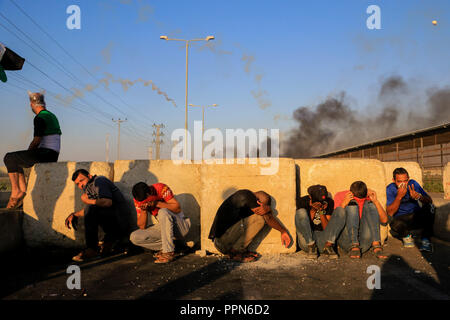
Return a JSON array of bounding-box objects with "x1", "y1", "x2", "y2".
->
[
  {"x1": 382, "y1": 161, "x2": 423, "y2": 186},
  {"x1": 200, "y1": 158, "x2": 297, "y2": 254},
  {"x1": 430, "y1": 192, "x2": 450, "y2": 242},
  {"x1": 295, "y1": 159, "x2": 388, "y2": 243},
  {"x1": 0, "y1": 209, "x2": 23, "y2": 253},
  {"x1": 444, "y1": 162, "x2": 450, "y2": 200},
  {"x1": 113, "y1": 160, "x2": 201, "y2": 245},
  {"x1": 23, "y1": 161, "x2": 114, "y2": 248}
]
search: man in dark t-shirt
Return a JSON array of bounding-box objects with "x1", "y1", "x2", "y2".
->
[
  {"x1": 65, "y1": 169, "x2": 132, "y2": 262},
  {"x1": 208, "y1": 189, "x2": 291, "y2": 262},
  {"x1": 294, "y1": 185, "x2": 345, "y2": 259},
  {"x1": 3, "y1": 91, "x2": 61, "y2": 209}
]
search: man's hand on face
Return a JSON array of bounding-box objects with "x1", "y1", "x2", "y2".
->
[
  {"x1": 368, "y1": 189, "x2": 378, "y2": 202},
  {"x1": 252, "y1": 201, "x2": 271, "y2": 216},
  {"x1": 341, "y1": 191, "x2": 354, "y2": 208},
  {"x1": 138, "y1": 200, "x2": 157, "y2": 211},
  {"x1": 397, "y1": 182, "x2": 408, "y2": 199},
  {"x1": 281, "y1": 231, "x2": 291, "y2": 248}
]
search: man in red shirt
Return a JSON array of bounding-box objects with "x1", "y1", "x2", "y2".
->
[
  {"x1": 129, "y1": 182, "x2": 191, "y2": 263},
  {"x1": 334, "y1": 181, "x2": 388, "y2": 259}
]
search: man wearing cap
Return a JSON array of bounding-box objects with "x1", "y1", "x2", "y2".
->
[
  {"x1": 3, "y1": 91, "x2": 61, "y2": 209},
  {"x1": 294, "y1": 185, "x2": 345, "y2": 259},
  {"x1": 334, "y1": 181, "x2": 388, "y2": 259},
  {"x1": 129, "y1": 182, "x2": 191, "y2": 264}
]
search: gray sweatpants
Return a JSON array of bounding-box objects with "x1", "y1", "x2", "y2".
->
[{"x1": 129, "y1": 208, "x2": 191, "y2": 253}]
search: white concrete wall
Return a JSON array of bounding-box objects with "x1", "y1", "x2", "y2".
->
[
  {"x1": 444, "y1": 162, "x2": 450, "y2": 200},
  {"x1": 200, "y1": 158, "x2": 297, "y2": 254}
]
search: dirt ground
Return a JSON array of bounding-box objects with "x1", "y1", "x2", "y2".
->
[{"x1": 1, "y1": 234, "x2": 449, "y2": 301}]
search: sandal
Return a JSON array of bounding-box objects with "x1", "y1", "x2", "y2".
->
[
  {"x1": 153, "y1": 250, "x2": 163, "y2": 258},
  {"x1": 373, "y1": 245, "x2": 388, "y2": 259},
  {"x1": 154, "y1": 252, "x2": 176, "y2": 264},
  {"x1": 349, "y1": 244, "x2": 361, "y2": 259},
  {"x1": 6, "y1": 192, "x2": 26, "y2": 209},
  {"x1": 72, "y1": 248, "x2": 99, "y2": 262},
  {"x1": 229, "y1": 252, "x2": 257, "y2": 263}
]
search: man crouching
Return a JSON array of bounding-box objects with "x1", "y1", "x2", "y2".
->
[
  {"x1": 129, "y1": 182, "x2": 191, "y2": 264},
  {"x1": 208, "y1": 189, "x2": 291, "y2": 262}
]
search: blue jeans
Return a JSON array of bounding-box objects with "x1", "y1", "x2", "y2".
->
[
  {"x1": 337, "y1": 201, "x2": 381, "y2": 253},
  {"x1": 295, "y1": 207, "x2": 346, "y2": 252}
]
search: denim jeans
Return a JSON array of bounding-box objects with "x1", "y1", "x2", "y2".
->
[
  {"x1": 84, "y1": 204, "x2": 122, "y2": 250},
  {"x1": 295, "y1": 207, "x2": 346, "y2": 252},
  {"x1": 129, "y1": 208, "x2": 191, "y2": 253},
  {"x1": 337, "y1": 201, "x2": 381, "y2": 253}
]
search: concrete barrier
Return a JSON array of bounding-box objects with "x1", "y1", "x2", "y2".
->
[
  {"x1": 430, "y1": 192, "x2": 450, "y2": 242},
  {"x1": 382, "y1": 161, "x2": 423, "y2": 186},
  {"x1": 0, "y1": 209, "x2": 23, "y2": 254},
  {"x1": 22, "y1": 161, "x2": 114, "y2": 248},
  {"x1": 113, "y1": 160, "x2": 201, "y2": 246},
  {"x1": 295, "y1": 159, "x2": 389, "y2": 244},
  {"x1": 444, "y1": 162, "x2": 450, "y2": 200},
  {"x1": 200, "y1": 158, "x2": 297, "y2": 254}
]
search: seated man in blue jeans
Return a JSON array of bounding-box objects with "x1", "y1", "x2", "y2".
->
[
  {"x1": 386, "y1": 167, "x2": 434, "y2": 252},
  {"x1": 334, "y1": 181, "x2": 388, "y2": 259},
  {"x1": 295, "y1": 185, "x2": 345, "y2": 259}
]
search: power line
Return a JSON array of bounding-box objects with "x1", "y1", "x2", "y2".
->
[{"x1": 8, "y1": 0, "x2": 158, "y2": 126}]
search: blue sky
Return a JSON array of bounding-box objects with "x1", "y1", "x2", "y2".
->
[{"x1": 0, "y1": 0, "x2": 449, "y2": 161}]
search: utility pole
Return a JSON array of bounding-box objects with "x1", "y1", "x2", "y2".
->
[
  {"x1": 106, "y1": 133, "x2": 110, "y2": 162},
  {"x1": 112, "y1": 118, "x2": 127, "y2": 160},
  {"x1": 152, "y1": 123, "x2": 165, "y2": 160}
]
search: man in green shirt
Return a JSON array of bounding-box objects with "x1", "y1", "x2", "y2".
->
[{"x1": 3, "y1": 91, "x2": 61, "y2": 209}]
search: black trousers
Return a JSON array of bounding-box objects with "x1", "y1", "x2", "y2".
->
[
  {"x1": 84, "y1": 205, "x2": 123, "y2": 250},
  {"x1": 389, "y1": 204, "x2": 435, "y2": 239},
  {"x1": 3, "y1": 148, "x2": 59, "y2": 174}
]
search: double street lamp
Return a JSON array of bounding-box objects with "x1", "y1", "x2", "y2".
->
[{"x1": 160, "y1": 35, "x2": 215, "y2": 159}]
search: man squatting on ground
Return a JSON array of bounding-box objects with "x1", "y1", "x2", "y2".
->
[
  {"x1": 129, "y1": 182, "x2": 191, "y2": 264},
  {"x1": 334, "y1": 181, "x2": 388, "y2": 259},
  {"x1": 295, "y1": 185, "x2": 343, "y2": 259},
  {"x1": 3, "y1": 91, "x2": 61, "y2": 209},
  {"x1": 65, "y1": 169, "x2": 132, "y2": 262},
  {"x1": 208, "y1": 189, "x2": 291, "y2": 263},
  {"x1": 386, "y1": 167, "x2": 434, "y2": 252}
]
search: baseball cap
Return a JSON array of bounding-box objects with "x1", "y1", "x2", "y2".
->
[{"x1": 307, "y1": 185, "x2": 328, "y2": 203}]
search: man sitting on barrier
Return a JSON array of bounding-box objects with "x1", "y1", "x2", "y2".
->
[
  {"x1": 334, "y1": 181, "x2": 388, "y2": 259},
  {"x1": 386, "y1": 167, "x2": 434, "y2": 252},
  {"x1": 3, "y1": 91, "x2": 61, "y2": 209},
  {"x1": 65, "y1": 169, "x2": 132, "y2": 262},
  {"x1": 294, "y1": 185, "x2": 344, "y2": 259},
  {"x1": 129, "y1": 182, "x2": 191, "y2": 264},
  {"x1": 208, "y1": 189, "x2": 291, "y2": 263}
]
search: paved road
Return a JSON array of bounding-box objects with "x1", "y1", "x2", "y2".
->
[{"x1": 1, "y1": 235, "x2": 449, "y2": 301}]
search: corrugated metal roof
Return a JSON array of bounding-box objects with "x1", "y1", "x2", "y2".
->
[{"x1": 315, "y1": 122, "x2": 450, "y2": 158}]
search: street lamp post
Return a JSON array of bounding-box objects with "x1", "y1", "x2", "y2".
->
[
  {"x1": 189, "y1": 103, "x2": 218, "y2": 161},
  {"x1": 160, "y1": 35, "x2": 215, "y2": 160}
]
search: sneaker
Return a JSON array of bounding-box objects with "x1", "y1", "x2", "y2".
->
[
  {"x1": 419, "y1": 238, "x2": 433, "y2": 253},
  {"x1": 321, "y1": 245, "x2": 338, "y2": 259},
  {"x1": 402, "y1": 235, "x2": 415, "y2": 248},
  {"x1": 306, "y1": 243, "x2": 318, "y2": 259}
]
